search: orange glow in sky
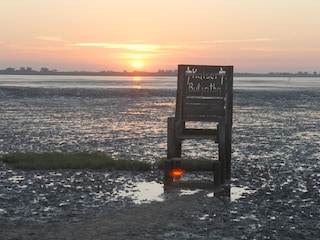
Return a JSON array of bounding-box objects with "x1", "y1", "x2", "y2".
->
[{"x1": 1, "y1": 1, "x2": 320, "y2": 73}]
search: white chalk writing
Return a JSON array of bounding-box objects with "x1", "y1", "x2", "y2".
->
[{"x1": 185, "y1": 66, "x2": 224, "y2": 96}]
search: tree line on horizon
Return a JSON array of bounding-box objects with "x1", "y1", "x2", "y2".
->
[
  {"x1": 0, "y1": 67, "x2": 178, "y2": 76},
  {"x1": 0, "y1": 66, "x2": 319, "y2": 77}
]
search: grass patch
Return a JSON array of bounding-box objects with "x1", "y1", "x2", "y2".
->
[
  {"x1": 1, "y1": 152, "x2": 151, "y2": 171},
  {"x1": 157, "y1": 158, "x2": 214, "y2": 171}
]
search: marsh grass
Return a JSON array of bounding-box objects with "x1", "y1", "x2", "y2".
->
[
  {"x1": 1, "y1": 152, "x2": 151, "y2": 171},
  {"x1": 1, "y1": 153, "x2": 214, "y2": 172}
]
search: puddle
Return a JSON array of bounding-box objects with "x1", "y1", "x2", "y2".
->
[
  {"x1": 118, "y1": 180, "x2": 207, "y2": 204},
  {"x1": 119, "y1": 181, "x2": 164, "y2": 204},
  {"x1": 179, "y1": 189, "x2": 201, "y2": 196},
  {"x1": 207, "y1": 186, "x2": 256, "y2": 201},
  {"x1": 120, "y1": 179, "x2": 256, "y2": 204}
]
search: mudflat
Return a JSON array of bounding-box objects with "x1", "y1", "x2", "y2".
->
[{"x1": 0, "y1": 88, "x2": 319, "y2": 239}]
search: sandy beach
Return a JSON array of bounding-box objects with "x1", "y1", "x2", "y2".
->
[{"x1": 0, "y1": 86, "x2": 319, "y2": 239}]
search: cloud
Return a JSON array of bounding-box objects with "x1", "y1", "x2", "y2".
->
[
  {"x1": 73, "y1": 42, "x2": 162, "y2": 52},
  {"x1": 113, "y1": 52, "x2": 172, "y2": 59},
  {"x1": 206, "y1": 38, "x2": 274, "y2": 44},
  {"x1": 69, "y1": 38, "x2": 275, "y2": 55},
  {"x1": 35, "y1": 36, "x2": 65, "y2": 42},
  {"x1": 304, "y1": 48, "x2": 320, "y2": 52},
  {"x1": 73, "y1": 39, "x2": 267, "y2": 49},
  {"x1": 242, "y1": 47, "x2": 320, "y2": 52},
  {"x1": 71, "y1": 41, "x2": 193, "y2": 52},
  {"x1": 241, "y1": 47, "x2": 276, "y2": 52}
]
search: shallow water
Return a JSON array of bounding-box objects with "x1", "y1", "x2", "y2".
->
[
  {"x1": 0, "y1": 84, "x2": 319, "y2": 223},
  {"x1": 1, "y1": 75, "x2": 320, "y2": 89}
]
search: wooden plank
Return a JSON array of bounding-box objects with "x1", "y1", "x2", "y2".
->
[
  {"x1": 167, "y1": 117, "x2": 181, "y2": 159},
  {"x1": 164, "y1": 159, "x2": 173, "y2": 185},
  {"x1": 183, "y1": 97, "x2": 226, "y2": 120},
  {"x1": 225, "y1": 67, "x2": 233, "y2": 180},
  {"x1": 177, "y1": 134, "x2": 217, "y2": 141},
  {"x1": 181, "y1": 115, "x2": 224, "y2": 122},
  {"x1": 183, "y1": 129, "x2": 218, "y2": 135},
  {"x1": 183, "y1": 104, "x2": 225, "y2": 117},
  {"x1": 178, "y1": 129, "x2": 218, "y2": 141},
  {"x1": 179, "y1": 65, "x2": 229, "y2": 99},
  {"x1": 184, "y1": 97, "x2": 225, "y2": 103},
  {"x1": 184, "y1": 98, "x2": 225, "y2": 111},
  {"x1": 184, "y1": 78, "x2": 226, "y2": 97},
  {"x1": 218, "y1": 122, "x2": 226, "y2": 184},
  {"x1": 213, "y1": 161, "x2": 221, "y2": 187},
  {"x1": 175, "y1": 67, "x2": 186, "y2": 121}
]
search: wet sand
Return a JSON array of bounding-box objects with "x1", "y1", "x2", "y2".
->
[{"x1": 0, "y1": 87, "x2": 319, "y2": 239}]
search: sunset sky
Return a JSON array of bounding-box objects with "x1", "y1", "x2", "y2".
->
[{"x1": 1, "y1": 0, "x2": 320, "y2": 73}]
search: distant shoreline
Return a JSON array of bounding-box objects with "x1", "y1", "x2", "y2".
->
[
  {"x1": 0, "y1": 71, "x2": 177, "y2": 77},
  {"x1": 0, "y1": 68, "x2": 319, "y2": 78}
]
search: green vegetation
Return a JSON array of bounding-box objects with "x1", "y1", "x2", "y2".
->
[
  {"x1": 1, "y1": 152, "x2": 151, "y2": 171},
  {"x1": 1, "y1": 152, "x2": 216, "y2": 172}
]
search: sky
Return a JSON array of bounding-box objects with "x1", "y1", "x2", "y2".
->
[{"x1": 1, "y1": 0, "x2": 320, "y2": 73}]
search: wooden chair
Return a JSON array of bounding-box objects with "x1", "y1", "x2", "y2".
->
[{"x1": 165, "y1": 65, "x2": 233, "y2": 186}]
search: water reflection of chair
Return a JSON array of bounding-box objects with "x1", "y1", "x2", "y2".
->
[
  {"x1": 165, "y1": 65, "x2": 233, "y2": 186},
  {"x1": 163, "y1": 183, "x2": 231, "y2": 202}
]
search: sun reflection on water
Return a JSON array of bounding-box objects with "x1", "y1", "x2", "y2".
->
[
  {"x1": 132, "y1": 76, "x2": 142, "y2": 89},
  {"x1": 133, "y1": 76, "x2": 142, "y2": 82}
]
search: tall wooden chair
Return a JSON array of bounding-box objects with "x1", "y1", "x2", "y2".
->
[{"x1": 165, "y1": 65, "x2": 233, "y2": 186}]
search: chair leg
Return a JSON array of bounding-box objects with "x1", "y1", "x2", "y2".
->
[
  {"x1": 218, "y1": 122, "x2": 226, "y2": 184},
  {"x1": 213, "y1": 161, "x2": 221, "y2": 187},
  {"x1": 226, "y1": 125, "x2": 232, "y2": 180},
  {"x1": 167, "y1": 117, "x2": 181, "y2": 159},
  {"x1": 164, "y1": 159, "x2": 173, "y2": 185}
]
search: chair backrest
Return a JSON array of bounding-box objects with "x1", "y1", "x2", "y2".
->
[{"x1": 175, "y1": 65, "x2": 233, "y2": 123}]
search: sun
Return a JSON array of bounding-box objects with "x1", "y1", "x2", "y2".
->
[{"x1": 132, "y1": 61, "x2": 143, "y2": 69}]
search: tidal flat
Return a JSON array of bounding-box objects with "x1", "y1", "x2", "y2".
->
[{"x1": 0, "y1": 87, "x2": 319, "y2": 239}]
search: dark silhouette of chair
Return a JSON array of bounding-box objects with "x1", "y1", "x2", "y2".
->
[{"x1": 165, "y1": 65, "x2": 233, "y2": 186}]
